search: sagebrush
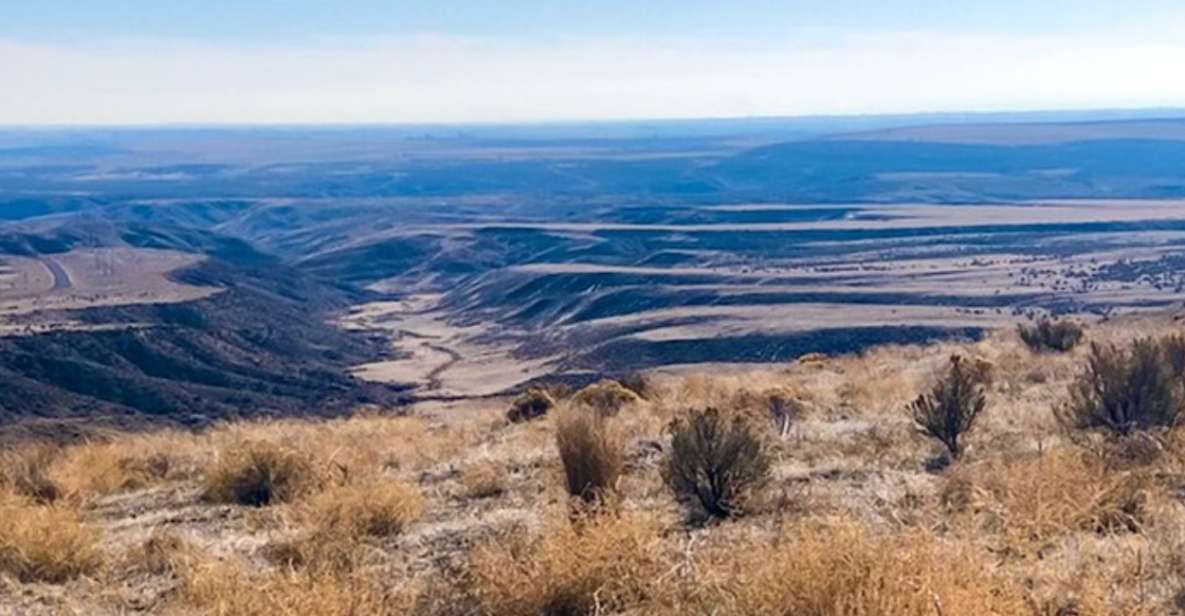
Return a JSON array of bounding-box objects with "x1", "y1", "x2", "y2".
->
[
  {"x1": 1058, "y1": 338, "x2": 1185, "y2": 436},
  {"x1": 908, "y1": 355, "x2": 986, "y2": 459},
  {"x1": 663, "y1": 407, "x2": 771, "y2": 519}
]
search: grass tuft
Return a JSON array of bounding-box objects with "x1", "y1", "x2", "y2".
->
[
  {"x1": 0, "y1": 498, "x2": 103, "y2": 583},
  {"x1": 202, "y1": 440, "x2": 321, "y2": 506},
  {"x1": 556, "y1": 408, "x2": 625, "y2": 505},
  {"x1": 462, "y1": 461, "x2": 508, "y2": 499}
]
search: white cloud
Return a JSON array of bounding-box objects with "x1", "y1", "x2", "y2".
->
[{"x1": 2, "y1": 31, "x2": 1184, "y2": 124}]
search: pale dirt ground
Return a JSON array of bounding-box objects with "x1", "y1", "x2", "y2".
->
[
  {"x1": 0, "y1": 248, "x2": 220, "y2": 336},
  {"x1": 351, "y1": 227, "x2": 1185, "y2": 397},
  {"x1": 421, "y1": 199, "x2": 1185, "y2": 234},
  {"x1": 339, "y1": 294, "x2": 559, "y2": 397}
]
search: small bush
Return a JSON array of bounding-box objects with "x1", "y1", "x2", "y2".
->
[
  {"x1": 908, "y1": 355, "x2": 986, "y2": 459},
  {"x1": 0, "y1": 500, "x2": 103, "y2": 583},
  {"x1": 462, "y1": 461, "x2": 508, "y2": 499},
  {"x1": 556, "y1": 409, "x2": 624, "y2": 504},
  {"x1": 662, "y1": 407, "x2": 771, "y2": 520},
  {"x1": 202, "y1": 441, "x2": 320, "y2": 506},
  {"x1": 570, "y1": 379, "x2": 642, "y2": 416},
  {"x1": 1018, "y1": 318, "x2": 1085, "y2": 353},
  {"x1": 0, "y1": 443, "x2": 62, "y2": 503},
  {"x1": 1058, "y1": 338, "x2": 1185, "y2": 436},
  {"x1": 507, "y1": 388, "x2": 556, "y2": 423}
]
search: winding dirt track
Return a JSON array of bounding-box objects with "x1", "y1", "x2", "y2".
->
[{"x1": 41, "y1": 258, "x2": 72, "y2": 291}]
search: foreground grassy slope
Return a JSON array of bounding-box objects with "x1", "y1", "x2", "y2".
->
[{"x1": 4, "y1": 316, "x2": 1185, "y2": 614}]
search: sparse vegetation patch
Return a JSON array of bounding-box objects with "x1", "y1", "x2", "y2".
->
[{"x1": 1018, "y1": 318, "x2": 1085, "y2": 353}]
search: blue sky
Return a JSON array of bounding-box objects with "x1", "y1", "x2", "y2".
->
[
  {"x1": 2, "y1": 1, "x2": 1185, "y2": 124},
  {"x1": 5, "y1": 1, "x2": 1183, "y2": 41}
]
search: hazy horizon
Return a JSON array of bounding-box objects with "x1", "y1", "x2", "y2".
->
[
  {"x1": 4, "y1": 1, "x2": 1185, "y2": 125},
  {"x1": 6, "y1": 106, "x2": 1185, "y2": 132}
]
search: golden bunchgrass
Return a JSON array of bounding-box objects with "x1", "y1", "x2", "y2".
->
[
  {"x1": 298, "y1": 480, "x2": 426, "y2": 540},
  {"x1": 461, "y1": 461, "x2": 508, "y2": 499},
  {"x1": 0, "y1": 496, "x2": 103, "y2": 583},
  {"x1": 942, "y1": 448, "x2": 1156, "y2": 555},
  {"x1": 202, "y1": 439, "x2": 323, "y2": 506},
  {"x1": 683, "y1": 518, "x2": 1030, "y2": 615},
  {"x1": 466, "y1": 511, "x2": 670, "y2": 615},
  {"x1": 555, "y1": 407, "x2": 625, "y2": 504},
  {"x1": 170, "y1": 552, "x2": 419, "y2": 616}
]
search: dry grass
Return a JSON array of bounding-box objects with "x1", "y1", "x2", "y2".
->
[
  {"x1": 0, "y1": 496, "x2": 103, "y2": 583},
  {"x1": 466, "y1": 512, "x2": 669, "y2": 615},
  {"x1": 299, "y1": 480, "x2": 426, "y2": 540},
  {"x1": 555, "y1": 408, "x2": 625, "y2": 504},
  {"x1": 942, "y1": 449, "x2": 1156, "y2": 555},
  {"x1": 570, "y1": 379, "x2": 643, "y2": 415},
  {"x1": 50, "y1": 436, "x2": 184, "y2": 499},
  {"x1": 202, "y1": 440, "x2": 323, "y2": 506},
  {"x1": 171, "y1": 553, "x2": 419, "y2": 616},
  {"x1": 462, "y1": 461, "x2": 508, "y2": 499},
  {"x1": 684, "y1": 519, "x2": 1030, "y2": 615},
  {"x1": 206, "y1": 414, "x2": 469, "y2": 475},
  {"x1": 0, "y1": 443, "x2": 62, "y2": 503}
]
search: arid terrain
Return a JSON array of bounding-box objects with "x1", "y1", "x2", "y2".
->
[
  {"x1": 4, "y1": 117, "x2": 1185, "y2": 422},
  {"x1": 5, "y1": 315, "x2": 1185, "y2": 614},
  {"x1": 4, "y1": 116, "x2": 1185, "y2": 613}
]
